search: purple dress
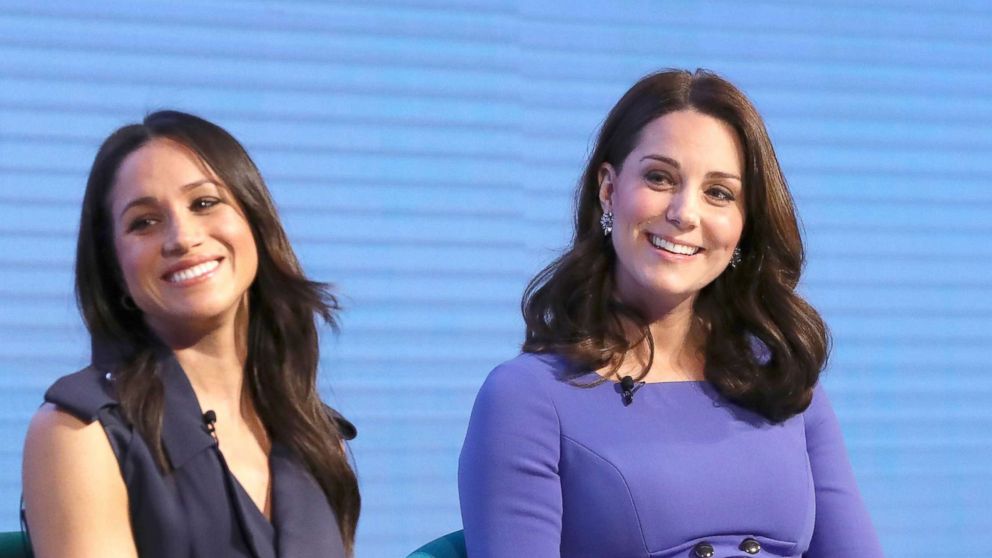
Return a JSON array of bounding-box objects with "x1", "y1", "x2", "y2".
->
[{"x1": 458, "y1": 353, "x2": 883, "y2": 558}]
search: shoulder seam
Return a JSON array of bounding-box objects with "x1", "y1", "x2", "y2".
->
[{"x1": 45, "y1": 366, "x2": 119, "y2": 423}]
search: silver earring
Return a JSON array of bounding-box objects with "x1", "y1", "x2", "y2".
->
[
  {"x1": 729, "y1": 247, "x2": 742, "y2": 269},
  {"x1": 120, "y1": 294, "x2": 138, "y2": 311},
  {"x1": 600, "y1": 211, "x2": 614, "y2": 236}
]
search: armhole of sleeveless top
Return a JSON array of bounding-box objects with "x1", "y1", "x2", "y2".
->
[
  {"x1": 20, "y1": 406, "x2": 136, "y2": 554},
  {"x1": 96, "y1": 407, "x2": 133, "y2": 477},
  {"x1": 40, "y1": 403, "x2": 135, "y2": 486},
  {"x1": 23, "y1": 368, "x2": 131, "y2": 554},
  {"x1": 44, "y1": 367, "x2": 134, "y2": 481}
]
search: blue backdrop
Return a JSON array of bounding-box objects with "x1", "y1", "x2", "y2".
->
[{"x1": 1, "y1": 1, "x2": 990, "y2": 556}]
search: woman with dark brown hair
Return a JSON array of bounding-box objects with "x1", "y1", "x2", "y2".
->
[
  {"x1": 459, "y1": 70, "x2": 884, "y2": 557},
  {"x1": 22, "y1": 111, "x2": 360, "y2": 557}
]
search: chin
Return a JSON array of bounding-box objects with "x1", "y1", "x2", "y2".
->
[
  {"x1": 158, "y1": 299, "x2": 241, "y2": 324},
  {"x1": 641, "y1": 276, "x2": 698, "y2": 297}
]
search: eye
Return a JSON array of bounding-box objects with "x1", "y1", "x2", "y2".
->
[
  {"x1": 645, "y1": 170, "x2": 675, "y2": 188},
  {"x1": 127, "y1": 216, "x2": 159, "y2": 233},
  {"x1": 706, "y1": 186, "x2": 736, "y2": 203},
  {"x1": 191, "y1": 196, "x2": 221, "y2": 211}
]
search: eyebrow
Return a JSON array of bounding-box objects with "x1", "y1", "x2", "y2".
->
[
  {"x1": 640, "y1": 154, "x2": 742, "y2": 182},
  {"x1": 116, "y1": 179, "x2": 217, "y2": 221}
]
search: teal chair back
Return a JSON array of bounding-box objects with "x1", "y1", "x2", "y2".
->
[
  {"x1": 0, "y1": 531, "x2": 31, "y2": 558},
  {"x1": 406, "y1": 529, "x2": 465, "y2": 558}
]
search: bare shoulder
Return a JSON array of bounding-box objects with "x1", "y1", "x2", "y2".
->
[
  {"x1": 26, "y1": 402, "x2": 101, "y2": 442},
  {"x1": 23, "y1": 403, "x2": 138, "y2": 558},
  {"x1": 24, "y1": 403, "x2": 116, "y2": 478}
]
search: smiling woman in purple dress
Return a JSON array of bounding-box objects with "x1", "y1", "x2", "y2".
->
[
  {"x1": 22, "y1": 111, "x2": 359, "y2": 558},
  {"x1": 458, "y1": 70, "x2": 884, "y2": 557}
]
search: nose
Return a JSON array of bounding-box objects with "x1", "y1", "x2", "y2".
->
[
  {"x1": 665, "y1": 189, "x2": 700, "y2": 230},
  {"x1": 162, "y1": 212, "x2": 203, "y2": 256}
]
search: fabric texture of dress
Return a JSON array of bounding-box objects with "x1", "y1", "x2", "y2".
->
[
  {"x1": 41, "y1": 354, "x2": 351, "y2": 558},
  {"x1": 458, "y1": 352, "x2": 884, "y2": 558}
]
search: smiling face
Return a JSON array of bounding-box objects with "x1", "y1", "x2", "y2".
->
[
  {"x1": 599, "y1": 109, "x2": 746, "y2": 317},
  {"x1": 109, "y1": 138, "x2": 259, "y2": 340}
]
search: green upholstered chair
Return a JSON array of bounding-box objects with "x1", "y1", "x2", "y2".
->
[
  {"x1": 406, "y1": 529, "x2": 466, "y2": 558},
  {"x1": 0, "y1": 531, "x2": 31, "y2": 558}
]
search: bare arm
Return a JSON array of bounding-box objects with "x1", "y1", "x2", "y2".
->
[{"x1": 22, "y1": 403, "x2": 138, "y2": 558}]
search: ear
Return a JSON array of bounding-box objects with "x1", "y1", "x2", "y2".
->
[{"x1": 598, "y1": 163, "x2": 616, "y2": 212}]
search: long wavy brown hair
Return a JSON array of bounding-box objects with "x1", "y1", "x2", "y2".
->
[
  {"x1": 523, "y1": 69, "x2": 829, "y2": 422},
  {"x1": 75, "y1": 110, "x2": 360, "y2": 552}
]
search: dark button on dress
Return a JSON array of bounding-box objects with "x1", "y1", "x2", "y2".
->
[
  {"x1": 41, "y1": 356, "x2": 350, "y2": 558},
  {"x1": 739, "y1": 537, "x2": 762, "y2": 554},
  {"x1": 692, "y1": 542, "x2": 715, "y2": 558}
]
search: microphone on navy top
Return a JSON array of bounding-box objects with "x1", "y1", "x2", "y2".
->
[
  {"x1": 620, "y1": 376, "x2": 644, "y2": 406},
  {"x1": 203, "y1": 410, "x2": 218, "y2": 440}
]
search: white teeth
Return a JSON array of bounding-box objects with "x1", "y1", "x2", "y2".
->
[
  {"x1": 166, "y1": 260, "x2": 220, "y2": 283},
  {"x1": 649, "y1": 235, "x2": 700, "y2": 255}
]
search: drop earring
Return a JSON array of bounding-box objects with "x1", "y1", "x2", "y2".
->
[
  {"x1": 600, "y1": 211, "x2": 614, "y2": 236},
  {"x1": 729, "y1": 247, "x2": 742, "y2": 269}
]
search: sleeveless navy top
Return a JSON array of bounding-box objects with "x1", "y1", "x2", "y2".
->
[{"x1": 42, "y1": 355, "x2": 353, "y2": 558}]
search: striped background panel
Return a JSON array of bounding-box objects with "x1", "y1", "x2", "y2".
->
[{"x1": 1, "y1": 1, "x2": 989, "y2": 556}]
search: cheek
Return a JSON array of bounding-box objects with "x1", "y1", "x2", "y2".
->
[
  {"x1": 707, "y1": 213, "x2": 744, "y2": 246},
  {"x1": 113, "y1": 238, "x2": 156, "y2": 292},
  {"x1": 222, "y1": 219, "x2": 259, "y2": 277},
  {"x1": 614, "y1": 191, "x2": 655, "y2": 231},
  {"x1": 241, "y1": 236, "x2": 259, "y2": 278}
]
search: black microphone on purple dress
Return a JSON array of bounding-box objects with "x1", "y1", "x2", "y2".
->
[{"x1": 620, "y1": 376, "x2": 643, "y2": 406}]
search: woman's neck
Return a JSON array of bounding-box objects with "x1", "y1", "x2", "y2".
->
[
  {"x1": 174, "y1": 341, "x2": 245, "y2": 407},
  {"x1": 614, "y1": 296, "x2": 706, "y2": 383},
  {"x1": 149, "y1": 315, "x2": 250, "y2": 415}
]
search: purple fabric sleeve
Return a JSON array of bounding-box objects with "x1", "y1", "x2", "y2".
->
[
  {"x1": 804, "y1": 386, "x2": 885, "y2": 557},
  {"x1": 458, "y1": 361, "x2": 563, "y2": 557}
]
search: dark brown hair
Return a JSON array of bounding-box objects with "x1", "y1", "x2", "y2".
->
[
  {"x1": 75, "y1": 110, "x2": 360, "y2": 552},
  {"x1": 522, "y1": 69, "x2": 829, "y2": 422}
]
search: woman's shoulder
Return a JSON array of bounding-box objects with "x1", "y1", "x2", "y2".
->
[
  {"x1": 471, "y1": 352, "x2": 576, "y2": 415},
  {"x1": 801, "y1": 382, "x2": 838, "y2": 429},
  {"x1": 464, "y1": 353, "x2": 567, "y2": 444},
  {"x1": 23, "y1": 394, "x2": 136, "y2": 558},
  {"x1": 44, "y1": 365, "x2": 120, "y2": 424},
  {"x1": 25, "y1": 368, "x2": 128, "y2": 508},
  {"x1": 483, "y1": 352, "x2": 573, "y2": 391}
]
